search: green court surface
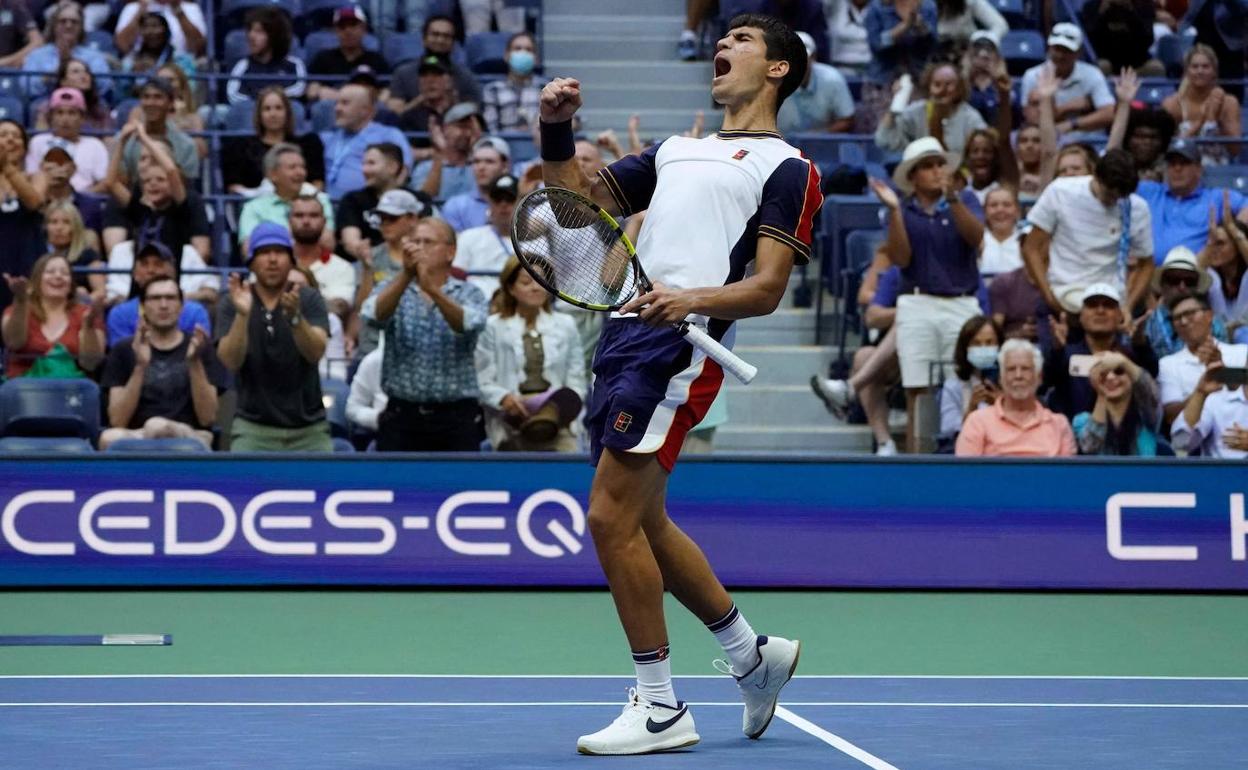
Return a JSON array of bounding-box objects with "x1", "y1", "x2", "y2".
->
[{"x1": 2, "y1": 590, "x2": 1246, "y2": 676}]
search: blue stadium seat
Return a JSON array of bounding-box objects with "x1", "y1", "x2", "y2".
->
[
  {"x1": 310, "y1": 98, "x2": 336, "y2": 132},
  {"x1": 112, "y1": 97, "x2": 140, "y2": 125},
  {"x1": 1156, "y1": 34, "x2": 1192, "y2": 79},
  {"x1": 1000, "y1": 30, "x2": 1045, "y2": 76},
  {"x1": 0, "y1": 436, "x2": 94, "y2": 454},
  {"x1": 332, "y1": 437, "x2": 356, "y2": 452},
  {"x1": 322, "y1": 378, "x2": 350, "y2": 439},
  {"x1": 223, "y1": 28, "x2": 250, "y2": 70},
  {"x1": 382, "y1": 33, "x2": 424, "y2": 67},
  {"x1": 0, "y1": 73, "x2": 23, "y2": 99},
  {"x1": 105, "y1": 438, "x2": 210, "y2": 453},
  {"x1": 1138, "y1": 82, "x2": 1175, "y2": 107},
  {"x1": 0, "y1": 95, "x2": 23, "y2": 124},
  {"x1": 991, "y1": 0, "x2": 1031, "y2": 27},
  {"x1": 0, "y1": 379, "x2": 100, "y2": 439},
  {"x1": 224, "y1": 98, "x2": 256, "y2": 130},
  {"x1": 1204, "y1": 164, "x2": 1248, "y2": 193},
  {"x1": 222, "y1": 0, "x2": 297, "y2": 21},
  {"x1": 837, "y1": 229, "x2": 886, "y2": 365},
  {"x1": 466, "y1": 32, "x2": 510, "y2": 75},
  {"x1": 498, "y1": 130, "x2": 536, "y2": 163},
  {"x1": 290, "y1": 100, "x2": 310, "y2": 133},
  {"x1": 84, "y1": 29, "x2": 116, "y2": 57}
]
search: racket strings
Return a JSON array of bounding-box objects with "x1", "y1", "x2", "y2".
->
[{"x1": 513, "y1": 190, "x2": 639, "y2": 308}]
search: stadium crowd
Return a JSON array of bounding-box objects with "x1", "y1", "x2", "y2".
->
[{"x1": 0, "y1": 0, "x2": 1242, "y2": 459}]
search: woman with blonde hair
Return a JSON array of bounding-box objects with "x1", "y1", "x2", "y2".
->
[
  {"x1": 2, "y1": 253, "x2": 105, "y2": 378},
  {"x1": 475, "y1": 256, "x2": 586, "y2": 452},
  {"x1": 1161, "y1": 44, "x2": 1242, "y2": 166},
  {"x1": 43, "y1": 200, "x2": 103, "y2": 297}
]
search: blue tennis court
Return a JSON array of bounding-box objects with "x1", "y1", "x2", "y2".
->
[{"x1": 3, "y1": 674, "x2": 1245, "y2": 768}]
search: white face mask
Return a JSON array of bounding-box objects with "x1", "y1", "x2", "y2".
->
[{"x1": 967, "y1": 345, "x2": 999, "y2": 372}]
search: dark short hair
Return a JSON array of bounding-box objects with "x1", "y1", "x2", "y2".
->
[
  {"x1": 725, "y1": 13, "x2": 807, "y2": 112},
  {"x1": 506, "y1": 31, "x2": 536, "y2": 52},
  {"x1": 139, "y1": 275, "x2": 182, "y2": 302},
  {"x1": 953, "y1": 315, "x2": 1002, "y2": 381},
  {"x1": 290, "y1": 193, "x2": 325, "y2": 214},
  {"x1": 1166, "y1": 290, "x2": 1211, "y2": 313},
  {"x1": 422, "y1": 14, "x2": 456, "y2": 38},
  {"x1": 1095, "y1": 148, "x2": 1139, "y2": 196},
  {"x1": 245, "y1": 6, "x2": 292, "y2": 60},
  {"x1": 365, "y1": 142, "x2": 405, "y2": 170}
]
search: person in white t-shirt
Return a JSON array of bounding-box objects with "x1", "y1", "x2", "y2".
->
[
  {"x1": 1022, "y1": 148, "x2": 1154, "y2": 315},
  {"x1": 24, "y1": 88, "x2": 108, "y2": 192},
  {"x1": 979, "y1": 186, "x2": 1024, "y2": 278},
  {"x1": 1157, "y1": 292, "x2": 1248, "y2": 430},
  {"x1": 453, "y1": 173, "x2": 517, "y2": 304}
]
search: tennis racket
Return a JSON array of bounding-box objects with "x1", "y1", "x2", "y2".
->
[{"x1": 509, "y1": 186, "x2": 758, "y2": 384}]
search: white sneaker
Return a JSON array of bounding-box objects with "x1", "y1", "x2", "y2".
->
[
  {"x1": 576, "y1": 688, "x2": 700, "y2": 755},
  {"x1": 714, "y1": 635, "x2": 801, "y2": 739},
  {"x1": 809, "y1": 376, "x2": 852, "y2": 419},
  {"x1": 875, "y1": 439, "x2": 897, "y2": 456}
]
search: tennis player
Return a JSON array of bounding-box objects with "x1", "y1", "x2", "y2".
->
[{"x1": 538, "y1": 14, "x2": 823, "y2": 756}]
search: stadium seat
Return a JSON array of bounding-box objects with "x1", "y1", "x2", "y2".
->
[
  {"x1": 0, "y1": 74, "x2": 22, "y2": 99},
  {"x1": 0, "y1": 436, "x2": 94, "y2": 454},
  {"x1": 105, "y1": 438, "x2": 210, "y2": 453},
  {"x1": 112, "y1": 97, "x2": 140, "y2": 125},
  {"x1": 310, "y1": 98, "x2": 336, "y2": 132},
  {"x1": 382, "y1": 33, "x2": 424, "y2": 67},
  {"x1": 837, "y1": 229, "x2": 886, "y2": 366},
  {"x1": 1156, "y1": 34, "x2": 1192, "y2": 79},
  {"x1": 0, "y1": 379, "x2": 100, "y2": 439},
  {"x1": 332, "y1": 437, "x2": 356, "y2": 452},
  {"x1": 224, "y1": 98, "x2": 256, "y2": 130},
  {"x1": 1204, "y1": 164, "x2": 1248, "y2": 193},
  {"x1": 720, "y1": 0, "x2": 766, "y2": 18},
  {"x1": 84, "y1": 29, "x2": 116, "y2": 56},
  {"x1": 322, "y1": 378, "x2": 350, "y2": 439},
  {"x1": 223, "y1": 28, "x2": 250, "y2": 70},
  {"x1": 222, "y1": 0, "x2": 297, "y2": 22},
  {"x1": 0, "y1": 95, "x2": 22, "y2": 124},
  {"x1": 466, "y1": 32, "x2": 510, "y2": 74},
  {"x1": 1000, "y1": 30, "x2": 1045, "y2": 76},
  {"x1": 991, "y1": 0, "x2": 1031, "y2": 28},
  {"x1": 499, "y1": 130, "x2": 536, "y2": 163},
  {"x1": 1138, "y1": 82, "x2": 1175, "y2": 107}
]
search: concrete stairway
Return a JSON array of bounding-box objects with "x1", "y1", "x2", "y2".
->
[{"x1": 540, "y1": 1, "x2": 875, "y2": 453}]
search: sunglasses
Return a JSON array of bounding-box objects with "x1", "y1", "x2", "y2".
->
[
  {"x1": 1103, "y1": 366, "x2": 1128, "y2": 377},
  {"x1": 1162, "y1": 274, "x2": 1200, "y2": 288},
  {"x1": 1172, "y1": 308, "x2": 1207, "y2": 325}
]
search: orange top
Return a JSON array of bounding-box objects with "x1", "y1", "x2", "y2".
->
[{"x1": 955, "y1": 400, "x2": 1076, "y2": 458}]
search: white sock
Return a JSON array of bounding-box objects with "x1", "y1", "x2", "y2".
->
[
  {"x1": 706, "y1": 604, "x2": 760, "y2": 674},
  {"x1": 632, "y1": 645, "x2": 677, "y2": 708}
]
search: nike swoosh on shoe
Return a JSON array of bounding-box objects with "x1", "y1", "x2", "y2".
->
[{"x1": 645, "y1": 706, "x2": 688, "y2": 734}]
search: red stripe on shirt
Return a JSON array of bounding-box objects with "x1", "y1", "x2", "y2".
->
[
  {"x1": 794, "y1": 155, "x2": 823, "y2": 248},
  {"x1": 655, "y1": 358, "x2": 724, "y2": 473}
]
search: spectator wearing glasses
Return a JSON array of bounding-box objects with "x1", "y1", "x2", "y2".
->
[
  {"x1": 105, "y1": 240, "x2": 211, "y2": 346},
  {"x1": 955, "y1": 338, "x2": 1076, "y2": 456},
  {"x1": 1144, "y1": 245, "x2": 1233, "y2": 358},
  {"x1": 1073, "y1": 350, "x2": 1166, "y2": 455},
  {"x1": 216, "y1": 222, "x2": 332, "y2": 452},
  {"x1": 23, "y1": 2, "x2": 111, "y2": 99},
  {"x1": 1157, "y1": 290, "x2": 1248, "y2": 430},
  {"x1": 99, "y1": 276, "x2": 226, "y2": 450},
  {"x1": 1170, "y1": 356, "x2": 1248, "y2": 458},
  {"x1": 370, "y1": 217, "x2": 488, "y2": 451}
]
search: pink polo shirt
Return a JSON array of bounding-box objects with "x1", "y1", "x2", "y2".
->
[{"x1": 955, "y1": 400, "x2": 1076, "y2": 457}]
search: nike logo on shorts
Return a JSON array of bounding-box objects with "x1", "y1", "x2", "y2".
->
[{"x1": 646, "y1": 705, "x2": 688, "y2": 733}]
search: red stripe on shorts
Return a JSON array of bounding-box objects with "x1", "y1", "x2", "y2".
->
[{"x1": 655, "y1": 357, "x2": 725, "y2": 473}]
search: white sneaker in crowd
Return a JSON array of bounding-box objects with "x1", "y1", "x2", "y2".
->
[{"x1": 810, "y1": 376, "x2": 853, "y2": 420}]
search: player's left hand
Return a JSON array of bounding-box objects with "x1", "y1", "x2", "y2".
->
[{"x1": 621, "y1": 282, "x2": 696, "y2": 326}]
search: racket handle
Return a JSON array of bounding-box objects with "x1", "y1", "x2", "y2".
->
[{"x1": 680, "y1": 323, "x2": 757, "y2": 384}]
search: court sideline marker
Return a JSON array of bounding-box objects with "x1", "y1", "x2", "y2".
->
[{"x1": 775, "y1": 706, "x2": 900, "y2": 770}]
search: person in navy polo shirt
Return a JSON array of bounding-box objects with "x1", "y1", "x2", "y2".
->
[
  {"x1": 870, "y1": 136, "x2": 984, "y2": 452},
  {"x1": 1135, "y1": 138, "x2": 1248, "y2": 264}
]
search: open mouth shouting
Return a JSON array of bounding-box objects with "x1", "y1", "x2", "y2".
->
[{"x1": 713, "y1": 54, "x2": 732, "y2": 81}]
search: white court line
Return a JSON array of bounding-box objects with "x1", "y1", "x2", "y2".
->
[
  {"x1": 3, "y1": 701, "x2": 1242, "y2": 709},
  {"x1": 2, "y1": 674, "x2": 1246, "y2": 680},
  {"x1": 775, "y1": 706, "x2": 900, "y2": 770}
]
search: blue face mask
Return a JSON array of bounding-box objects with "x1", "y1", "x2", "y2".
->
[
  {"x1": 967, "y1": 345, "x2": 999, "y2": 372},
  {"x1": 509, "y1": 50, "x2": 536, "y2": 76}
]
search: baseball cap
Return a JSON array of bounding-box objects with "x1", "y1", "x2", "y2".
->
[
  {"x1": 48, "y1": 87, "x2": 85, "y2": 112},
  {"x1": 248, "y1": 222, "x2": 294, "y2": 262},
  {"x1": 473, "y1": 135, "x2": 511, "y2": 161},
  {"x1": 333, "y1": 4, "x2": 367, "y2": 25},
  {"x1": 347, "y1": 64, "x2": 381, "y2": 88},
  {"x1": 370, "y1": 189, "x2": 424, "y2": 218},
  {"x1": 42, "y1": 137, "x2": 75, "y2": 163},
  {"x1": 487, "y1": 173, "x2": 519, "y2": 202},
  {"x1": 1079, "y1": 282, "x2": 1121, "y2": 306},
  {"x1": 1164, "y1": 138, "x2": 1200, "y2": 163},
  {"x1": 135, "y1": 240, "x2": 175, "y2": 264},
  {"x1": 969, "y1": 30, "x2": 1000, "y2": 50},
  {"x1": 1047, "y1": 22, "x2": 1082, "y2": 52},
  {"x1": 417, "y1": 55, "x2": 449, "y2": 75},
  {"x1": 443, "y1": 101, "x2": 482, "y2": 126}
]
